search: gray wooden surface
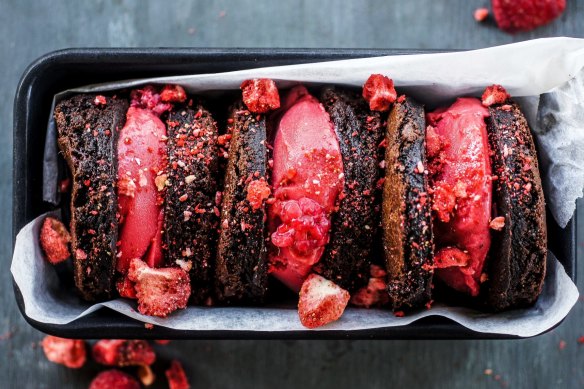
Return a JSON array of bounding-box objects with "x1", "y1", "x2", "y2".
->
[{"x1": 1, "y1": 1, "x2": 583, "y2": 388}]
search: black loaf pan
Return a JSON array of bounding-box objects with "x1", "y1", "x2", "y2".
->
[{"x1": 12, "y1": 48, "x2": 577, "y2": 340}]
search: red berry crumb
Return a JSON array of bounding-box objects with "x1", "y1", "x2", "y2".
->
[
  {"x1": 94, "y1": 95, "x2": 107, "y2": 106},
  {"x1": 166, "y1": 360, "x2": 190, "y2": 389},
  {"x1": 362, "y1": 74, "x2": 397, "y2": 112},
  {"x1": 246, "y1": 178, "x2": 271, "y2": 211},
  {"x1": 474, "y1": 8, "x2": 489, "y2": 22},
  {"x1": 160, "y1": 84, "x2": 187, "y2": 103},
  {"x1": 298, "y1": 274, "x2": 350, "y2": 329},
  {"x1": 489, "y1": 216, "x2": 506, "y2": 231},
  {"x1": 39, "y1": 217, "x2": 71, "y2": 264},
  {"x1": 128, "y1": 258, "x2": 191, "y2": 317},
  {"x1": 92, "y1": 339, "x2": 156, "y2": 367},
  {"x1": 559, "y1": 340, "x2": 567, "y2": 350},
  {"x1": 482, "y1": 84, "x2": 510, "y2": 107},
  {"x1": 89, "y1": 370, "x2": 141, "y2": 389},
  {"x1": 241, "y1": 78, "x2": 281, "y2": 113},
  {"x1": 577, "y1": 336, "x2": 584, "y2": 344},
  {"x1": 41, "y1": 336, "x2": 86, "y2": 369},
  {"x1": 492, "y1": 0, "x2": 566, "y2": 33}
]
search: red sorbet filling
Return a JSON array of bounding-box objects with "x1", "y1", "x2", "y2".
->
[
  {"x1": 117, "y1": 106, "x2": 167, "y2": 274},
  {"x1": 426, "y1": 97, "x2": 492, "y2": 296},
  {"x1": 268, "y1": 86, "x2": 344, "y2": 292}
]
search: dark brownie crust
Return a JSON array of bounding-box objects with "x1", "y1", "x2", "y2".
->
[
  {"x1": 164, "y1": 103, "x2": 220, "y2": 305},
  {"x1": 485, "y1": 102, "x2": 547, "y2": 311},
  {"x1": 315, "y1": 88, "x2": 384, "y2": 292},
  {"x1": 54, "y1": 94, "x2": 128, "y2": 301},
  {"x1": 215, "y1": 103, "x2": 269, "y2": 303},
  {"x1": 382, "y1": 97, "x2": 434, "y2": 310}
]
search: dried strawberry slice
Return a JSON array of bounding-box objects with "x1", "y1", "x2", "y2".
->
[
  {"x1": 39, "y1": 217, "x2": 71, "y2": 264},
  {"x1": 92, "y1": 339, "x2": 156, "y2": 367},
  {"x1": 362, "y1": 74, "x2": 397, "y2": 112},
  {"x1": 160, "y1": 84, "x2": 187, "y2": 103},
  {"x1": 492, "y1": 0, "x2": 566, "y2": 33},
  {"x1": 166, "y1": 360, "x2": 190, "y2": 389},
  {"x1": 241, "y1": 78, "x2": 281, "y2": 113},
  {"x1": 128, "y1": 258, "x2": 191, "y2": 317},
  {"x1": 41, "y1": 336, "x2": 86, "y2": 369},
  {"x1": 482, "y1": 84, "x2": 510, "y2": 107},
  {"x1": 298, "y1": 274, "x2": 350, "y2": 329},
  {"x1": 89, "y1": 370, "x2": 141, "y2": 389}
]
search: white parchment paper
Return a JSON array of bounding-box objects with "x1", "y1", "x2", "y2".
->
[{"x1": 14, "y1": 37, "x2": 584, "y2": 336}]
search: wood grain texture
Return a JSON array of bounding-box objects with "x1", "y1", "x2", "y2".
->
[{"x1": 1, "y1": 0, "x2": 583, "y2": 388}]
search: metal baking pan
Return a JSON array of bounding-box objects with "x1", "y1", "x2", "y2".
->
[{"x1": 12, "y1": 48, "x2": 577, "y2": 339}]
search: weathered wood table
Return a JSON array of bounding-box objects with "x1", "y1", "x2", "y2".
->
[{"x1": 1, "y1": 1, "x2": 583, "y2": 388}]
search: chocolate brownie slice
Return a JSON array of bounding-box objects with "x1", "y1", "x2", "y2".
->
[
  {"x1": 215, "y1": 103, "x2": 269, "y2": 304},
  {"x1": 54, "y1": 94, "x2": 128, "y2": 301},
  {"x1": 485, "y1": 102, "x2": 547, "y2": 311},
  {"x1": 164, "y1": 103, "x2": 220, "y2": 305},
  {"x1": 382, "y1": 97, "x2": 434, "y2": 310},
  {"x1": 314, "y1": 88, "x2": 384, "y2": 292}
]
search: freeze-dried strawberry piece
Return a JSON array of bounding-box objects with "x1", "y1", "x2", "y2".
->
[
  {"x1": 166, "y1": 360, "x2": 190, "y2": 389},
  {"x1": 94, "y1": 95, "x2": 107, "y2": 106},
  {"x1": 155, "y1": 340, "x2": 171, "y2": 345},
  {"x1": 298, "y1": 274, "x2": 350, "y2": 329},
  {"x1": 41, "y1": 336, "x2": 86, "y2": 369},
  {"x1": 89, "y1": 370, "x2": 141, "y2": 389},
  {"x1": 39, "y1": 217, "x2": 71, "y2": 264},
  {"x1": 492, "y1": 0, "x2": 566, "y2": 33},
  {"x1": 482, "y1": 84, "x2": 510, "y2": 107},
  {"x1": 160, "y1": 84, "x2": 187, "y2": 103},
  {"x1": 92, "y1": 339, "x2": 156, "y2": 367},
  {"x1": 128, "y1": 258, "x2": 191, "y2": 317},
  {"x1": 362, "y1": 74, "x2": 397, "y2": 112},
  {"x1": 241, "y1": 78, "x2": 281, "y2": 113}
]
